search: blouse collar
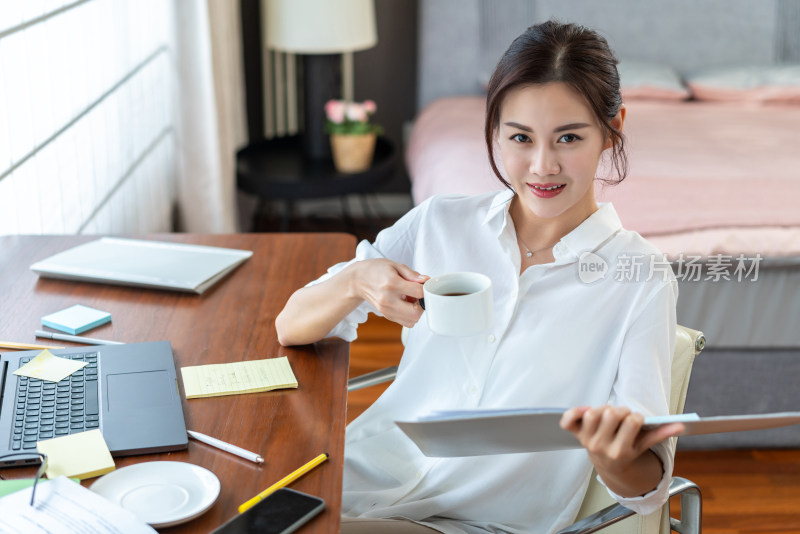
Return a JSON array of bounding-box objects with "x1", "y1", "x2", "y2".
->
[{"x1": 483, "y1": 189, "x2": 623, "y2": 261}]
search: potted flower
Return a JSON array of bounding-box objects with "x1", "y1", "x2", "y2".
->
[{"x1": 324, "y1": 99, "x2": 383, "y2": 173}]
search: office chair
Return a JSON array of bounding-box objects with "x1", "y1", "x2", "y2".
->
[{"x1": 347, "y1": 325, "x2": 705, "y2": 534}]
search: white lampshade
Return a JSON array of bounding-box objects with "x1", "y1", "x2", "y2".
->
[{"x1": 266, "y1": 0, "x2": 377, "y2": 54}]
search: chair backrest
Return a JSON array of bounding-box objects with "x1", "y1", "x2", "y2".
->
[{"x1": 574, "y1": 325, "x2": 705, "y2": 534}]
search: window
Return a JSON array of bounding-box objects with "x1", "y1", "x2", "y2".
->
[{"x1": 0, "y1": 0, "x2": 177, "y2": 235}]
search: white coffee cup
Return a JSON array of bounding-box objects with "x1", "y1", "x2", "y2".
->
[{"x1": 422, "y1": 272, "x2": 493, "y2": 336}]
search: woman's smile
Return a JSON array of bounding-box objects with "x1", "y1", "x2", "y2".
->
[{"x1": 528, "y1": 182, "x2": 567, "y2": 197}]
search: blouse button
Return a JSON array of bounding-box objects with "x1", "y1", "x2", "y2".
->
[
  {"x1": 468, "y1": 385, "x2": 478, "y2": 395},
  {"x1": 487, "y1": 334, "x2": 496, "y2": 343}
]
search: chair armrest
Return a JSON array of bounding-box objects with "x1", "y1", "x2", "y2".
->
[
  {"x1": 555, "y1": 499, "x2": 635, "y2": 534},
  {"x1": 556, "y1": 476, "x2": 702, "y2": 534},
  {"x1": 668, "y1": 477, "x2": 702, "y2": 534},
  {"x1": 347, "y1": 366, "x2": 398, "y2": 391}
]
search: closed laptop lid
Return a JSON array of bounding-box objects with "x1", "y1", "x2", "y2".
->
[{"x1": 30, "y1": 238, "x2": 253, "y2": 294}]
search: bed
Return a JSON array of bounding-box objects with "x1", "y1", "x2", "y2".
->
[{"x1": 406, "y1": 0, "x2": 800, "y2": 448}]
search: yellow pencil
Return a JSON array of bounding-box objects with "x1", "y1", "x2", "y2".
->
[
  {"x1": 238, "y1": 452, "x2": 328, "y2": 513},
  {"x1": 0, "y1": 341, "x2": 65, "y2": 351}
]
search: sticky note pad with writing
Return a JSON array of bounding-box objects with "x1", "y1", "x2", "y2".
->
[
  {"x1": 42, "y1": 304, "x2": 111, "y2": 335},
  {"x1": 181, "y1": 356, "x2": 298, "y2": 399},
  {"x1": 37, "y1": 429, "x2": 116, "y2": 480}
]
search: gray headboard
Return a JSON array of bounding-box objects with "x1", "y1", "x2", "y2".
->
[{"x1": 418, "y1": 0, "x2": 800, "y2": 109}]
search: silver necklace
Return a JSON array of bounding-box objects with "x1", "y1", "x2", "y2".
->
[{"x1": 517, "y1": 235, "x2": 559, "y2": 258}]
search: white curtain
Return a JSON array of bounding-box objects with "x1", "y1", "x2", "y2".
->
[
  {"x1": 173, "y1": 0, "x2": 247, "y2": 233},
  {"x1": 0, "y1": 0, "x2": 246, "y2": 235}
]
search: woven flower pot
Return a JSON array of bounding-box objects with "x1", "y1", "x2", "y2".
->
[{"x1": 330, "y1": 133, "x2": 376, "y2": 173}]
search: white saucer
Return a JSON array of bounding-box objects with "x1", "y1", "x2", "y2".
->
[{"x1": 90, "y1": 461, "x2": 221, "y2": 528}]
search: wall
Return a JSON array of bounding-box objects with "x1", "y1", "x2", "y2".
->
[{"x1": 354, "y1": 0, "x2": 418, "y2": 193}]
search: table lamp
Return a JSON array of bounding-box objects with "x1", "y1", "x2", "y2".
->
[{"x1": 265, "y1": 0, "x2": 377, "y2": 160}]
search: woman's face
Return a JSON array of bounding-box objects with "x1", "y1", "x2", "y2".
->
[{"x1": 496, "y1": 82, "x2": 622, "y2": 225}]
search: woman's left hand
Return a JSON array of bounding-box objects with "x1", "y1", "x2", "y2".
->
[{"x1": 560, "y1": 405, "x2": 684, "y2": 497}]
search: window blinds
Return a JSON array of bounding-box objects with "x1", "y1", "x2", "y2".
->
[{"x1": 0, "y1": 0, "x2": 177, "y2": 235}]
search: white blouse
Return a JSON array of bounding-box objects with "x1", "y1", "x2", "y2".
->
[{"x1": 310, "y1": 190, "x2": 678, "y2": 534}]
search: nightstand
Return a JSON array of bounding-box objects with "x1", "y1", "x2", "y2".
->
[{"x1": 237, "y1": 135, "x2": 397, "y2": 231}]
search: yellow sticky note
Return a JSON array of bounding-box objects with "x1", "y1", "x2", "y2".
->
[
  {"x1": 180, "y1": 356, "x2": 298, "y2": 399},
  {"x1": 37, "y1": 429, "x2": 115, "y2": 480},
  {"x1": 12, "y1": 349, "x2": 88, "y2": 382}
]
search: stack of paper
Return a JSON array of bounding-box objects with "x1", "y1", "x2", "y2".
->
[
  {"x1": 181, "y1": 357, "x2": 298, "y2": 399},
  {"x1": 0, "y1": 478, "x2": 76, "y2": 499},
  {"x1": 0, "y1": 477, "x2": 155, "y2": 533}
]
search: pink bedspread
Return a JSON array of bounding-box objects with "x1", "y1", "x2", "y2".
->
[{"x1": 406, "y1": 97, "x2": 800, "y2": 258}]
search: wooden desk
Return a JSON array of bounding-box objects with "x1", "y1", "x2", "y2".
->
[{"x1": 0, "y1": 233, "x2": 356, "y2": 533}]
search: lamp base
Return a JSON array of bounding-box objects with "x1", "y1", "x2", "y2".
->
[{"x1": 302, "y1": 54, "x2": 341, "y2": 161}]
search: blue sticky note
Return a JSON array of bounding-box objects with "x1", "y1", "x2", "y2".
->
[{"x1": 41, "y1": 305, "x2": 112, "y2": 335}]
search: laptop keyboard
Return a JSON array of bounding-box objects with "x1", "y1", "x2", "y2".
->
[{"x1": 11, "y1": 353, "x2": 100, "y2": 450}]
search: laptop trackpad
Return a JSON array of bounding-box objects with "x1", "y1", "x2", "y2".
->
[{"x1": 107, "y1": 371, "x2": 174, "y2": 411}]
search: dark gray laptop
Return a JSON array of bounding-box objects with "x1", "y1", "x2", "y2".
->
[{"x1": 0, "y1": 341, "x2": 188, "y2": 466}]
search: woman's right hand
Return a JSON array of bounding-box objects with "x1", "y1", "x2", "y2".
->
[
  {"x1": 348, "y1": 259, "x2": 429, "y2": 328},
  {"x1": 276, "y1": 258, "x2": 429, "y2": 346}
]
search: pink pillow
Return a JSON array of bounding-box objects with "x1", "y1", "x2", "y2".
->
[
  {"x1": 687, "y1": 65, "x2": 800, "y2": 104},
  {"x1": 617, "y1": 61, "x2": 690, "y2": 101}
]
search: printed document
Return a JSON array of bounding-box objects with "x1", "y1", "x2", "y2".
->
[{"x1": 0, "y1": 476, "x2": 155, "y2": 533}]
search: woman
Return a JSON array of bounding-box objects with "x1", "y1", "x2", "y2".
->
[{"x1": 277, "y1": 21, "x2": 683, "y2": 534}]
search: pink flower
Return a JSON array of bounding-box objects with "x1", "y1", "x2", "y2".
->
[
  {"x1": 345, "y1": 102, "x2": 368, "y2": 122},
  {"x1": 325, "y1": 99, "x2": 382, "y2": 135},
  {"x1": 325, "y1": 100, "x2": 346, "y2": 123}
]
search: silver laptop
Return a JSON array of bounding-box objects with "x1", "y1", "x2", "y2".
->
[
  {"x1": 0, "y1": 341, "x2": 188, "y2": 466},
  {"x1": 30, "y1": 238, "x2": 253, "y2": 294}
]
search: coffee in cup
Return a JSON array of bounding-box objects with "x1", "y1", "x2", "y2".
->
[{"x1": 422, "y1": 272, "x2": 493, "y2": 336}]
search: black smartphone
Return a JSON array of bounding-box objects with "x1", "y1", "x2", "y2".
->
[{"x1": 211, "y1": 488, "x2": 326, "y2": 534}]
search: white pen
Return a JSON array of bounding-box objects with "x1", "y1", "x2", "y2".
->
[
  {"x1": 188, "y1": 430, "x2": 264, "y2": 464},
  {"x1": 35, "y1": 330, "x2": 124, "y2": 346}
]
